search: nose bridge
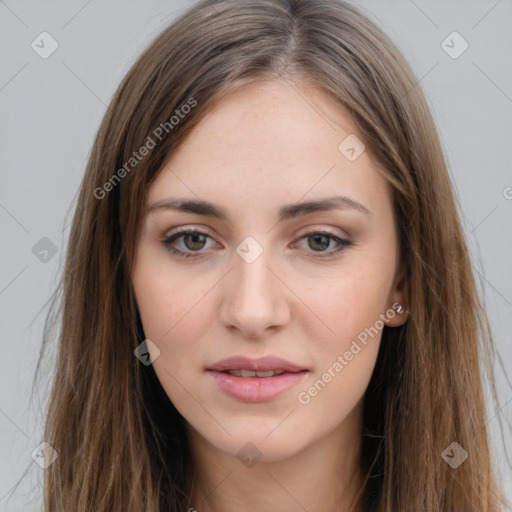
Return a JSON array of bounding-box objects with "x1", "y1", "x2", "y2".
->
[
  {"x1": 235, "y1": 244, "x2": 274, "y2": 298},
  {"x1": 219, "y1": 237, "x2": 289, "y2": 337}
]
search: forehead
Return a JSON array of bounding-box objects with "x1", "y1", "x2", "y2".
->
[
  {"x1": 175, "y1": 78, "x2": 358, "y2": 162},
  {"x1": 147, "y1": 79, "x2": 390, "y2": 221}
]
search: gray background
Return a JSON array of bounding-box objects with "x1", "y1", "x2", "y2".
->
[{"x1": 1, "y1": 0, "x2": 511, "y2": 510}]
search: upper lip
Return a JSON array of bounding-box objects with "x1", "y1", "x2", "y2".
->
[{"x1": 207, "y1": 356, "x2": 307, "y2": 373}]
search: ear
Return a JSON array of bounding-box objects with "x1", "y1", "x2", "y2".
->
[{"x1": 384, "y1": 265, "x2": 408, "y2": 327}]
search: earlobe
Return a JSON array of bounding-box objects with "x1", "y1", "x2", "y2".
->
[
  {"x1": 385, "y1": 267, "x2": 409, "y2": 327},
  {"x1": 385, "y1": 301, "x2": 409, "y2": 327}
]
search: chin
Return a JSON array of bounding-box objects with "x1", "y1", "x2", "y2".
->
[{"x1": 201, "y1": 423, "x2": 309, "y2": 464}]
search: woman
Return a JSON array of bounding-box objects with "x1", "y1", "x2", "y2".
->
[{"x1": 32, "y1": 0, "x2": 508, "y2": 510}]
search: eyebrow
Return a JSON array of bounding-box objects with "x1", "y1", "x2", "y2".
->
[{"x1": 146, "y1": 195, "x2": 372, "y2": 221}]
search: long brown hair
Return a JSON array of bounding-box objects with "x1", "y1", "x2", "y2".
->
[{"x1": 26, "y1": 0, "x2": 508, "y2": 510}]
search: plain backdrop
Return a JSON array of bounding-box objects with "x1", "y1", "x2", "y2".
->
[{"x1": 0, "y1": 0, "x2": 511, "y2": 510}]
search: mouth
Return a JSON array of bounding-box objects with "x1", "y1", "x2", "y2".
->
[
  {"x1": 207, "y1": 355, "x2": 307, "y2": 373},
  {"x1": 206, "y1": 355, "x2": 309, "y2": 402},
  {"x1": 218, "y1": 369, "x2": 290, "y2": 377}
]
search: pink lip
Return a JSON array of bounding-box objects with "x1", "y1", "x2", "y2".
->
[
  {"x1": 207, "y1": 355, "x2": 309, "y2": 402},
  {"x1": 207, "y1": 370, "x2": 308, "y2": 402},
  {"x1": 207, "y1": 355, "x2": 307, "y2": 373}
]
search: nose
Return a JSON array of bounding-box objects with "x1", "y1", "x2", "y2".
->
[{"x1": 218, "y1": 247, "x2": 291, "y2": 339}]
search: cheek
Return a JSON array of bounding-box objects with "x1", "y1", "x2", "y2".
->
[
  {"x1": 132, "y1": 255, "x2": 215, "y2": 369},
  {"x1": 303, "y1": 265, "x2": 393, "y2": 348},
  {"x1": 292, "y1": 275, "x2": 388, "y2": 432},
  {"x1": 136, "y1": 281, "x2": 203, "y2": 340},
  {"x1": 295, "y1": 261, "x2": 393, "y2": 405}
]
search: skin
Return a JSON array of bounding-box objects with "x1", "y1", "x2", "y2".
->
[{"x1": 132, "y1": 78, "x2": 407, "y2": 512}]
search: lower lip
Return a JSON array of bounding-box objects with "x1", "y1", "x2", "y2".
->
[{"x1": 207, "y1": 370, "x2": 308, "y2": 402}]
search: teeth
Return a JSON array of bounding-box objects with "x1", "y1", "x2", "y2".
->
[
  {"x1": 226, "y1": 369, "x2": 286, "y2": 377},
  {"x1": 254, "y1": 370, "x2": 276, "y2": 377}
]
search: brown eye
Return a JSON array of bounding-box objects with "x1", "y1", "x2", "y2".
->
[
  {"x1": 306, "y1": 233, "x2": 331, "y2": 251},
  {"x1": 182, "y1": 232, "x2": 207, "y2": 251},
  {"x1": 163, "y1": 230, "x2": 215, "y2": 258},
  {"x1": 295, "y1": 230, "x2": 353, "y2": 258}
]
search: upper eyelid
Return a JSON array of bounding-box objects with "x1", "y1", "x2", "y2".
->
[
  {"x1": 164, "y1": 224, "x2": 348, "y2": 239},
  {"x1": 163, "y1": 227, "x2": 350, "y2": 248},
  {"x1": 163, "y1": 227, "x2": 218, "y2": 246}
]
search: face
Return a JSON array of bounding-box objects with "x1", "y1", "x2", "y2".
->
[{"x1": 132, "y1": 79, "x2": 406, "y2": 463}]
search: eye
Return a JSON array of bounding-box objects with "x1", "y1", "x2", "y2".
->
[
  {"x1": 162, "y1": 228, "x2": 353, "y2": 259},
  {"x1": 293, "y1": 229, "x2": 353, "y2": 258},
  {"x1": 162, "y1": 229, "x2": 217, "y2": 259}
]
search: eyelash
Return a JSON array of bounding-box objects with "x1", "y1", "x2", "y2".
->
[{"x1": 162, "y1": 228, "x2": 353, "y2": 259}]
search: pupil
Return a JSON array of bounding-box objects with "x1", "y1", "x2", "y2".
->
[
  {"x1": 309, "y1": 234, "x2": 328, "y2": 251},
  {"x1": 186, "y1": 233, "x2": 206, "y2": 250}
]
